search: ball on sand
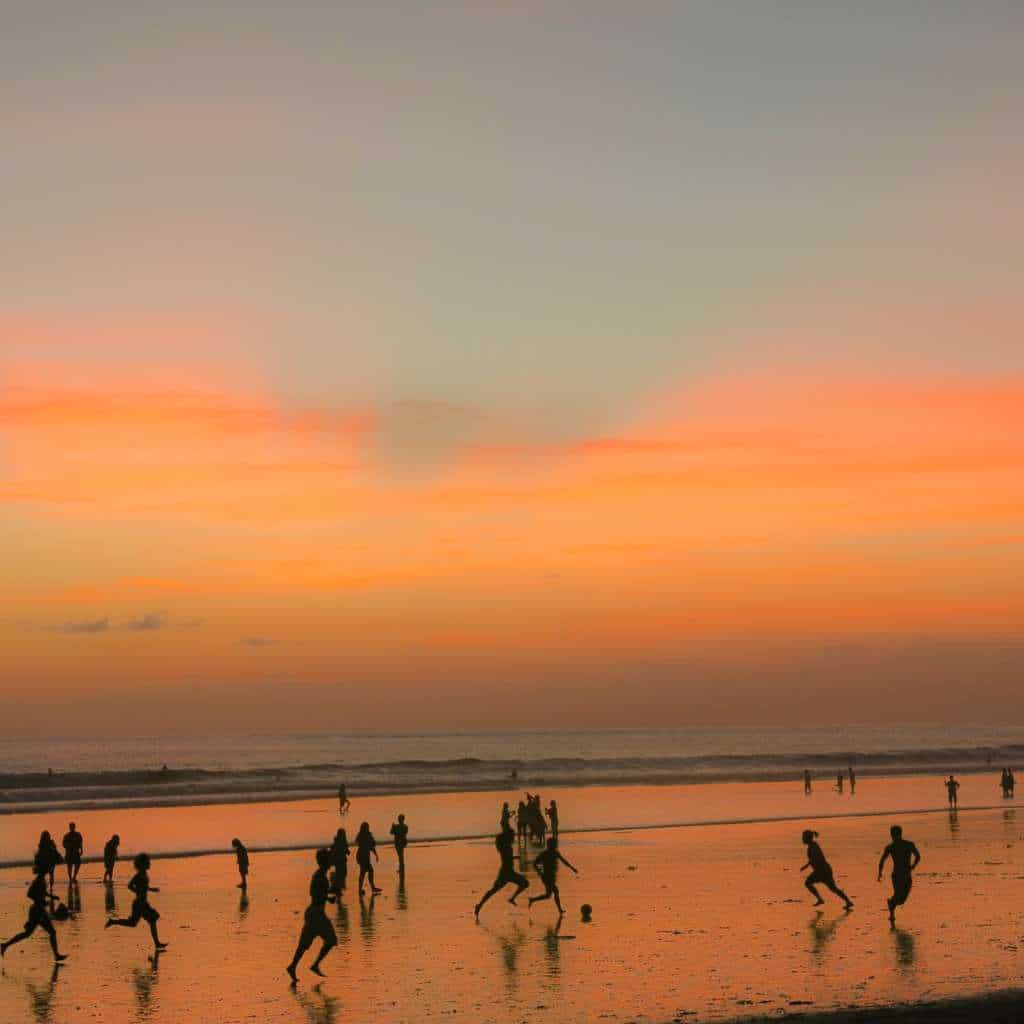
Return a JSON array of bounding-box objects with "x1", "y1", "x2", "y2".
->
[{"x1": 580, "y1": 903, "x2": 592, "y2": 921}]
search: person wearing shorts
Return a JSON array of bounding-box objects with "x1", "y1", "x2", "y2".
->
[
  {"x1": 801, "y1": 830, "x2": 853, "y2": 909},
  {"x1": 474, "y1": 827, "x2": 529, "y2": 918},
  {"x1": 1, "y1": 858, "x2": 68, "y2": 963},
  {"x1": 878, "y1": 825, "x2": 921, "y2": 926},
  {"x1": 286, "y1": 848, "x2": 337, "y2": 981},
  {"x1": 105, "y1": 853, "x2": 167, "y2": 951}
]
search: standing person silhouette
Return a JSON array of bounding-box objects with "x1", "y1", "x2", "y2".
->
[
  {"x1": 390, "y1": 814, "x2": 409, "y2": 874},
  {"x1": 500, "y1": 802, "x2": 512, "y2": 831},
  {"x1": 835, "y1": 772, "x2": 844, "y2": 795},
  {"x1": 337, "y1": 784, "x2": 350, "y2": 815},
  {"x1": 286, "y1": 848, "x2": 337, "y2": 982},
  {"x1": 474, "y1": 826, "x2": 530, "y2": 918},
  {"x1": 516, "y1": 800, "x2": 528, "y2": 842},
  {"x1": 62, "y1": 823, "x2": 84, "y2": 883},
  {"x1": 848, "y1": 765, "x2": 856, "y2": 795},
  {"x1": 800, "y1": 830, "x2": 853, "y2": 909},
  {"x1": 105, "y1": 853, "x2": 167, "y2": 951},
  {"x1": 355, "y1": 822, "x2": 381, "y2": 895},
  {"x1": 1009, "y1": 768, "x2": 1016, "y2": 798},
  {"x1": 527, "y1": 838, "x2": 578, "y2": 916},
  {"x1": 945, "y1": 775, "x2": 960, "y2": 808},
  {"x1": 878, "y1": 825, "x2": 921, "y2": 926},
  {"x1": 546, "y1": 800, "x2": 559, "y2": 838},
  {"x1": 329, "y1": 828, "x2": 349, "y2": 894},
  {"x1": 103, "y1": 835, "x2": 120, "y2": 883},
  {"x1": 803, "y1": 770, "x2": 812, "y2": 795},
  {"x1": 1, "y1": 858, "x2": 68, "y2": 963},
  {"x1": 232, "y1": 839, "x2": 249, "y2": 890},
  {"x1": 36, "y1": 832, "x2": 61, "y2": 892}
]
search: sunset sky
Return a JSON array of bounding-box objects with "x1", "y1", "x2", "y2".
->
[{"x1": 3, "y1": 4, "x2": 1023, "y2": 733}]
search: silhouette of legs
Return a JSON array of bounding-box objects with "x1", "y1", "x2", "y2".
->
[
  {"x1": 358, "y1": 862, "x2": 381, "y2": 895},
  {"x1": 287, "y1": 912, "x2": 337, "y2": 982},
  {"x1": 2, "y1": 913, "x2": 65, "y2": 961},
  {"x1": 805, "y1": 872, "x2": 853, "y2": 909},
  {"x1": 475, "y1": 870, "x2": 529, "y2": 917},
  {"x1": 528, "y1": 879, "x2": 563, "y2": 915}
]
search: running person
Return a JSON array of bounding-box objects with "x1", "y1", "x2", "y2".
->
[
  {"x1": 329, "y1": 828, "x2": 349, "y2": 894},
  {"x1": 527, "y1": 838, "x2": 578, "y2": 916},
  {"x1": 877, "y1": 825, "x2": 921, "y2": 926},
  {"x1": 286, "y1": 848, "x2": 338, "y2": 981},
  {"x1": 36, "y1": 831, "x2": 61, "y2": 892},
  {"x1": 474, "y1": 826, "x2": 530, "y2": 918},
  {"x1": 62, "y1": 823, "x2": 84, "y2": 882},
  {"x1": 0, "y1": 858, "x2": 68, "y2": 963},
  {"x1": 232, "y1": 838, "x2": 249, "y2": 889},
  {"x1": 390, "y1": 814, "x2": 409, "y2": 874},
  {"x1": 800, "y1": 830, "x2": 854, "y2": 909},
  {"x1": 355, "y1": 822, "x2": 381, "y2": 895},
  {"x1": 337, "y1": 784, "x2": 350, "y2": 814},
  {"x1": 103, "y1": 835, "x2": 120, "y2": 883},
  {"x1": 105, "y1": 853, "x2": 167, "y2": 951}
]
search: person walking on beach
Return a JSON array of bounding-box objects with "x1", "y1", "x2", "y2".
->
[
  {"x1": 105, "y1": 853, "x2": 167, "y2": 951},
  {"x1": 286, "y1": 848, "x2": 338, "y2": 982},
  {"x1": 329, "y1": 828, "x2": 350, "y2": 894},
  {"x1": 835, "y1": 772, "x2": 844, "y2": 795},
  {"x1": 527, "y1": 838, "x2": 578, "y2": 916},
  {"x1": 355, "y1": 822, "x2": 381, "y2": 895},
  {"x1": 232, "y1": 838, "x2": 249, "y2": 890},
  {"x1": 878, "y1": 825, "x2": 921, "y2": 927},
  {"x1": 338, "y1": 783, "x2": 350, "y2": 815},
  {"x1": 1, "y1": 858, "x2": 68, "y2": 964},
  {"x1": 945, "y1": 774, "x2": 960, "y2": 808},
  {"x1": 546, "y1": 800, "x2": 559, "y2": 838},
  {"x1": 800, "y1": 830, "x2": 854, "y2": 910},
  {"x1": 804, "y1": 770, "x2": 812, "y2": 795},
  {"x1": 36, "y1": 832, "x2": 62, "y2": 892},
  {"x1": 103, "y1": 835, "x2": 120, "y2": 883},
  {"x1": 848, "y1": 765, "x2": 856, "y2": 795},
  {"x1": 475, "y1": 826, "x2": 530, "y2": 918},
  {"x1": 1009, "y1": 768, "x2": 1016, "y2": 798},
  {"x1": 390, "y1": 814, "x2": 409, "y2": 874},
  {"x1": 61, "y1": 823, "x2": 84, "y2": 883}
]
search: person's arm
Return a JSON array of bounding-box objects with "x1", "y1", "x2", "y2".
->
[
  {"x1": 557, "y1": 852, "x2": 578, "y2": 874},
  {"x1": 909, "y1": 843, "x2": 921, "y2": 870},
  {"x1": 533, "y1": 854, "x2": 543, "y2": 873},
  {"x1": 877, "y1": 846, "x2": 891, "y2": 881},
  {"x1": 800, "y1": 860, "x2": 810, "y2": 870}
]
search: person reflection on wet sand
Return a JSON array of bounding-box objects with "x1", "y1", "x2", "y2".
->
[
  {"x1": 358, "y1": 889, "x2": 377, "y2": 946},
  {"x1": 238, "y1": 888, "x2": 250, "y2": 920},
  {"x1": 892, "y1": 928, "x2": 916, "y2": 973},
  {"x1": 292, "y1": 981, "x2": 341, "y2": 1024},
  {"x1": 947, "y1": 808, "x2": 960, "y2": 842},
  {"x1": 809, "y1": 910, "x2": 848, "y2": 961},
  {"x1": 543, "y1": 916, "x2": 564, "y2": 978},
  {"x1": 24, "y1": 963, "x2": 61, "y2": 1024},
  {"x1": 131, "y1": 951, "x2": 160, "y2": 1015},
  {"x1": 65, "y1": 880, "x2": 81, "y2": 916},
  {"x1": 105, "y1": 880, "x2": 118, "y2": 916},
  {"x1": 396, "y1": 871, "x2": 408, "y2": 912}
]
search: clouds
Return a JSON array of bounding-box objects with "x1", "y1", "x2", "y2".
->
[{"x1": 34, "y1": 612, "x2": 196, "y2": 635}]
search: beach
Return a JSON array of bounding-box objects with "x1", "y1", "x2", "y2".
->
[{"x1": 1, "y1": 780, "x2": 1021, "y2": 1023}]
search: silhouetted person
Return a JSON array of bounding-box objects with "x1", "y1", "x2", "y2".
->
[
  {"x1": 390, "y1": 814, "x2": 409, "y2": 874},
  {"x1": 945, "y1": 774, "x2": 960, "y2": 808},
  {"x1": 475, "y1": 826, "x2": 530, "y2": 918},
  {"x1": 803, "y1": 770, "x2": 812, "y2": 795},
  {"x1": 355, "y1": 822, "x2": 381, "y2": 895},
  {"x1": 103, "y1": 835, "x2": 120, "y2": 883},
  {"x1": 286, "y1": 848, "x2": 337, "y2": 982},
  {"x1": 848, "y1": 765, "x2": 856, "y2": 795},
  {"x1": 105, "y1": 853, "x2": 167, "y2": 951},
  {"x1": 61, "y1": 823, "x2": 83, "y2": 882},
  {"x1": 500, "y1": 802, "x2": 512, "y2": 831},
  {"x1": 232, "y1": 838, "x2": 249, "y2": 890},
  {"x1": 36, "y1": 832, "x2": 61, "y2": 892},
  {"x1": 1, "y1": 858, "x2": 68, "y2": 963},
  {"x1": 546, "y1": 800, "x2": 559, "y2": 838},
  {"x1": 337, "y1": 784, "x2": 350, "y2": 814},
  {"x1": 329, "y1": 828, "x2": 349, "y2": 894},
  {"x1": 878, "y1": 825, "x2": 921, "y2": 927},
  {"x1": 516, "y1": 800, "x2": 528, "y2": 841},
  {"x1": 527, "y1": 838, "x2": 578, "y2": 916},
  {"x1": 835, "y1": 772, "x2": 844, "y2": 795},
  {"x1": 800, "y1": 830, "x2": 853, "y2": 909},
  {"x1": 1009, "y1": 768, "x2": 1016, "y2": 798}
]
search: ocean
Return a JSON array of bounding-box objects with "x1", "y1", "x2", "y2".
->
[{"x1": 2, "y1": 724, "x2": 1022, "y2": 812}]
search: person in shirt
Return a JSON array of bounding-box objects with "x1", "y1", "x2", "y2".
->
[
  {"x1": 62, "y1": 823, "x2": 84, "y2": 883},
  {"x1": 105, "y1": 852, "x2": 167, "y2": 951}
]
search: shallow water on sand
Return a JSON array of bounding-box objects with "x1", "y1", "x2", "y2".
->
[{"x1": 0, "y1": 801, "x2": 1021, "y2": 1023}]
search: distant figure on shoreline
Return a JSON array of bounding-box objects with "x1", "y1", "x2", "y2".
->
[
  {"x1": 390, "y1": 814, "x2": 409, "y2": 874},
  {"x1": 800, "y1": 830, "x2": 853, "y2": 910},
  {"x1": 355, "y1": 822, "x2": 381, "y2": 895},
  {"x1": 105, "y1": 853, "x2": 167, "y2": 952},
  {"x1": 527, "y1": 838, "x2": 578, "y2": 917},
  {"x1": 1, "y1": 858, "x2": 68, "y2": 963},
  {"x1": 103, "y1": 835, "x2": 120, "y2": 883},
  {"x1": 36, "y1": 831, "x2": 62, "y2": 892},
  {"x1": 286, "y1": 848, "x2": 337, "y2": 982},
  {"x1": 546, "y1": 800, "x2": 559, "y2": 838},
  {"x1": 835, "y1": 772, "x2": 844, "y2": 795},
  {"x1": 474, "y1": 825, "x2": 530, "y2": 918},
  {"x1": 878, "y1": 825, "x2": 920, "y2": 927},
  {"x1": 500, "y1": 802, "x2": 512, "y2": 831},
  {"x1": 232, "y1": 838, "x2": 249, "y2": 890},
  {"x1": 62, "y1": 823, "x2": 84, "y2": 883},
  {"x1": 803, "y1": 770, "x2": 812, "y2": 795},
  {"x1": 1009, "y1": 768, "x2": 1016, "y2": 798},
  {"x1": 329, "y1": 828, "x2": 349, "y2": 894},
  {"x1": 848, "y1": 765, "x2": 856, "y2": 795},
  {"x1": 338, "y1": 784, "x2": 350, "y2": 815},
  {"x1": 1000, "y1": 768, "x2": 1015, "y2": 799},
  {"x1": 516, "y1": 799, "x2": 529, "y2": 842},
  {"x1": 945, "y1": 775, "x2": 960, "y2": 809}
]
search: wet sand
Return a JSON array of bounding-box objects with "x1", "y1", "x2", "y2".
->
[{"x1": 1, "y1": 800, "x2": 1021, "y2": 1023}]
